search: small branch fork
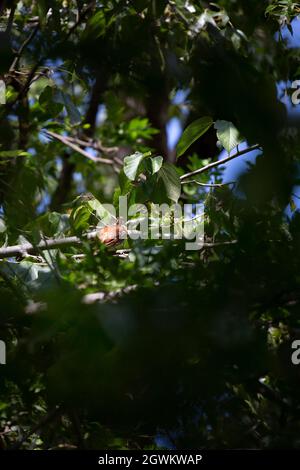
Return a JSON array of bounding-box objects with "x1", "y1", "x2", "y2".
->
[{"x1": 44, "y1": 130, "x2": 122, "y2": 169}]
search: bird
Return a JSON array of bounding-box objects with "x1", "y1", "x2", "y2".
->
[{"x1": 97, "y1": 221, "x2": 127, "y2": 248}]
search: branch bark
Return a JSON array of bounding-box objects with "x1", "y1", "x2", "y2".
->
[
  {"x1": 0, "y1": 234, "x2": 239, "y2": 260},
  {"x1": 0, "y1": 231, "x2": 99, "y2": 259},
  {"x1": 5, "y1": 2, "x2": 16, "y2": 36},
  {"x1": 45, "y1": 131, "x2": 115, "y2": 164},
  {"x1": 181, "y1": 180, "x2": 236, "y2": 188}
]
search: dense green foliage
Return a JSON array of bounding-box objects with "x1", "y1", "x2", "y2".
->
[{"x1": 1, "y1": 0, "x2": 300, "y2": 450}]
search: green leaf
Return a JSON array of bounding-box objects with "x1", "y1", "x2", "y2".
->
[
  {"x1": 27, "y1": 212, "x2": 70, "y2": 238},
  {"x1": 70, "y1": 205, "x2": 90, "y2": 232},
  {"x1": 176, "y1": 117, "x2": 213, "y2": 158},
  {"x1": 0, "y1": 150, "x2": 30, "y2": 158},
  {"x1": 84, "y1": 11, "x2": 106, "y2": 39},
  {"x1": 87, "y1": 199, "x2": 113, "y2": 223},
  {"x1": 119, "y1": 169, "x2": 133, "y2": 195},
  {"x1": 150, "y1": 156, "x2": 163, "y2": 174},
  {"x1": 214, "y1": 120, "x2": 242, "y2": 153},
  {"x1": 70, "y1": 194, "x2": 113, "y2": 231},
  {"x1": 157, "y1": 163, "x2": 181, "y2": 202},
  {"x1": 3, "y1": 261, "x2": 53, "y2": 290},
  {"x1": 37, "y1": 0, "x2": 49, "y2": 27},
  {"x1": 123, "y1": 152, "x2": 145, "y2": 181},
  {"x1": 39, "y1": 86, "x2": 64, "y2": 118}
]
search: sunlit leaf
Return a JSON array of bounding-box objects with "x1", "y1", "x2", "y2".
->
[
  {"x1": 123, "y1": 152, "x2": 145, "y2": 181},
  {"x1": 214, "y1": 120, "x2": 242, "y2": 153},
  {"x1": 0, "y1": 150, "x2": 30, "y2": 158},
  {"x1": 176, "y1": 117, "x2": 213, "y2": 158},
  {"x1": 150, "y1": 156, "x2": 163, "y2": 174}
]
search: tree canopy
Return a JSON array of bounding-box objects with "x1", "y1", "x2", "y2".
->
[{"x1": 1, "y1": 0, "x2": 300, "y2": 450}]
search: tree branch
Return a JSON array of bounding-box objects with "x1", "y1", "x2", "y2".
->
[
  {"x1": 83, "y1": 72, "x2": 107, "y2": 137},
  {"x1": 180, "y1": 144, "x2": 261, "y2": 181},
  {"x1": 9, "y1": 23, "x2": 39, "y2": 72},
  {"x1": 0, "y1": 234, "x2": 240, "y2": 260},
  {"x1": 65, "y1": 135, "x2": 119, "y2": 155},
  {"x1": 181, "y1": 180, "x2": 236, "y2": 188},
  {"x1": 45, "y1": 130, "x2": 116, "y2": 165},
  {"x1": 5, "y1": 2, "x2": 16, "y2": 36},
  {"x1": 0, "y1": 231, "x2": 99, "y2": 259}
]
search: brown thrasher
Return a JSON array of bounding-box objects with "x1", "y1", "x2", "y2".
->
[{"x1": 97, "y1": 222, "x2": 127, "y2": 247}]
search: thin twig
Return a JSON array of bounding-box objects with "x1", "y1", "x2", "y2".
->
[
  {"x1": 180, "y1": 145, "x2": 261, "y2": 181},
  {"x1": 181, "y1": 180, "x2": 236, "y2": 187},
  {"x1": 66, "y1": 135, "x2": 119, "y2": 154},
  {"x1": 44, "y1": 131, "x2": 115, "y2": 164},
  {"x1": 9, "y1": 23, "x2": 40, "y2": 72},
  {"x1": 200, "y1": 240, "x2": 238, "y2": 248}
]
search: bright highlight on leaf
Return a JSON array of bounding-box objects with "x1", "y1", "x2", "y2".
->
[
  {"x1": 123, "y1": 151, "x2": 152, "y2": 181},
  {"x1": 0, "y1": 150, "x2": 30, "y2": 158},
  {"x1": 214, "y1": 120, "x2": 242, "y2": 153},
  {"x1": 150, "y1": 156, "x2": 163, "y2": 174},
  {"x1": 123, "y1": 152, "x2": 146, "y2": 181},
  {"x1": 176, "y1": 116, "x2": 213, "y2": 158}
]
